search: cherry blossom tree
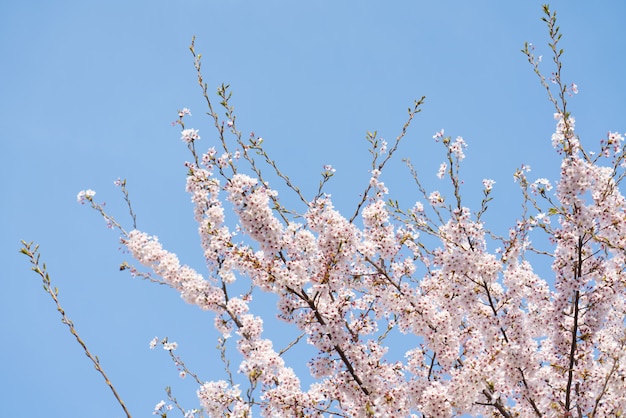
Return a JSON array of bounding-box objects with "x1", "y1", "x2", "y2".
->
[{"x1": 21, "y1": 5, "x2": 626, "y2": 417}]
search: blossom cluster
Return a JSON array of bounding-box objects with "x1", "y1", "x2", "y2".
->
[
  {"x1": 181, "y1": 128, "x2": 200, "y2": 143},
  {"x1": 76, "y1": 189, "x2": 96, "y2": 204},
  {"x1": 98, "y1": 100, "x2": 626, "y2": 417},
  {"x1": 77, "y1": 19, "x2": 626, "y2": 414}
]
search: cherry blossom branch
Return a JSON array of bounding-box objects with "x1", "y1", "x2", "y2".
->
[
  {"x1": 402, "y1": 158, "x2": 446, "y2": 227},
  {"x1": 164, "y1": 386, "x2": 203, "y2": 418},
  {"x1": 160, "y1": 339, "x2": 205, "y2": 386},
  {"x1": 564, "y1": 237, "x2": 583, "y2": 413},
  {"x1": 57, "y1": 6, "x2": 626, "y2": 416},
  {"x1": 523, "y1": 5, "x2": 591, "y2": 162},
  {"x1": 441, "y1": 135, "x2": 464, "y2": 212},
  {"x1": 187, "y1": 42, "x2": 308, "y2": 222},
  {"x1": 242, "y1": 138, "x2": 309, "y2": 213},
  {"x1": 349, "y1": 97, "x2": 425, "y2": 223},
  {"x1": 189, "y1": 37, "x2": 233, "y2": 173},
  {"x1": 217, "y1": 84, "x2": 309, "y2": 217},
  {"x1": 479, "y1": 389, "x2": 513, "y2": 418},
  {"x1": 277, "y1": 332, "x2": 307, "y2": 356},
  {"x1": 217, "y1": 336, "x2": 235, "y2": 387},
  {"x1": 78, "y1": 192, "x2": 129, "y2": 237},
  {"x1": 291, "y1": 285, "x2": 371, "y2": 396},
  {"x1": 20, "y1": 241, "x2": 132, "y2": 418},
  {"x1": 79, "y1": 189, "x2": 163, "y2": 288},
  {"x1": 115, "y1": 178, "x2": 137, "y2": 230},
  {"x1": 591, "y1": 347, "x2": 624, "y2": 416},
  {"x1": 119, "y1": 261, "x2": 172, "y2": 286}
]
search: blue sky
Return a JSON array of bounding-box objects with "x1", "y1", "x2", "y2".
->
[{"x1": 2, "y1": 1, "x2": 626, "y2": 417}]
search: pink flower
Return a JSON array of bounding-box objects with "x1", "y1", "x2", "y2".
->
[
  {"x1": 76, "y1": 189, "x2": 96, "y2": 204},
  {"x1": 450, "y1": 136, "x2": 467, "y2": 160},
  {"x1": 181, "y1": 128, "x2": 200, "y2": 143},
  {"x1": 429, "y1": 190, "x2": 444, "y2": 206},
  {"x1": 437, "y1": 163, "x2": 447, "y2": 179},
  {"x1": 163, "y1": 341, "x2": 178, "y2": 351},
  {"x1": 482, "y1": 178, "x2": 495, "y2": 191}
]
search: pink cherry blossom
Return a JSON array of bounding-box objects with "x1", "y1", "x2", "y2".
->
[
  {"x1": 70, "y1": 8, "x2": 626, "y2": 416},
  {"x1": 181, "y1": 128, "x2": 200, "y2": 143}
]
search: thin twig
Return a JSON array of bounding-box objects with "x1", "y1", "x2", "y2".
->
[{"x1": 20, "y1": 241, "x2": 132, "y2": 418}]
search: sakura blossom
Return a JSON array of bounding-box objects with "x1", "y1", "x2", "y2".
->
[
  {"x1": 482, "y1": 178, "x2": 495, "y2": 191},
  {"x1": 31, "y1": 5, "x2": 626, "y2": 417},
  {"x1": 428, "y1": 190, "x2": 444, "y2": 206},
  {"x1": 530, "y1": 177, "x2": 552, "y2": 195},
  {"x1": 120, "y1": 41, "x2": 626, "y2": 414},
  {"x1": 181, "y1": 128, "x2": 200, "y2": 143},
  {"x1": 449, "y1": 136, "x2": 467, "y2": 160},
  {"x1": 178, "y1": 107, "x2": 192, "y2": 117},
  {"x1": 163, "y1": 341, "x2": 178, "y2": 351},
  {"x1": 437, "y1": 162, "x2": 447, "y2": 179},
  {"x1": 76, "y1": 189, "x2": 96, "y2": 204}
]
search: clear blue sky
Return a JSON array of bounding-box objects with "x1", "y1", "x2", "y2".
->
[{"x1": 2, "y1": 1, "x2": 625, "y2": 417}]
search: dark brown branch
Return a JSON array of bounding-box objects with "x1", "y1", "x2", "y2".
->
[
  {"x1": 295, "y1": 287, "x2": 370, "y2": 396},
  {"x1": 565, "y1": 236, "x2": 584, "y2": 413}
]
